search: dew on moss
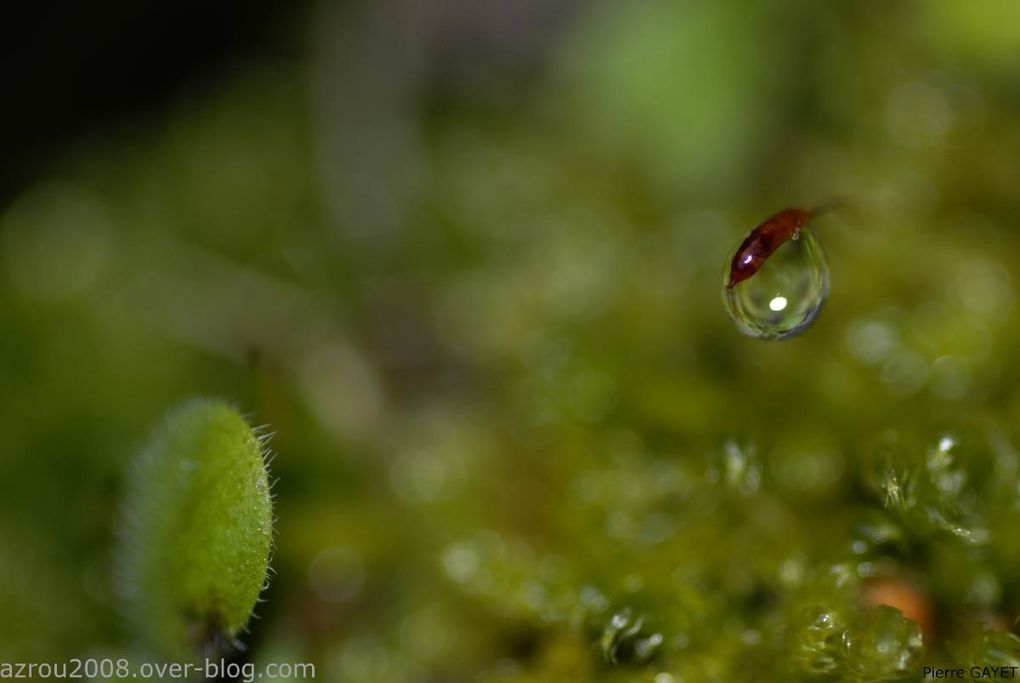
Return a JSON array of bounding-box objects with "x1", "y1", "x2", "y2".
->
[
  {"x1": 600, "y1": 607, "x2": 662, "y2": 665},
  {"x1": 844, "y1": 605, "x2": 924, "y2": 679},
  {"x1": 794, "y1": 606, "x2": 846, "y2": 674},
  {"x1": 969, "y1": 631, "x2": 1020, "y2": 667}
]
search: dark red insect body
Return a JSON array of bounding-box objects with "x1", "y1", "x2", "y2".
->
[{"x1": 726, "y1": 208, "x2": 813, "y2": 289}]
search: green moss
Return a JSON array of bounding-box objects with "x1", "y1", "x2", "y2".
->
[{"x1": 118, "y1": 398, "x2": 273, "y2": 660}]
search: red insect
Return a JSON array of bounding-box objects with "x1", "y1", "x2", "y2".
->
[{"x1": 725, "y1": 206, "x2": 827, "y2": 289}]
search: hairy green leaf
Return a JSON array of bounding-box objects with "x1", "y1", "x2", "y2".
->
[{"x1": 118, "y1": 398, "x2": 273, "y2": 660}]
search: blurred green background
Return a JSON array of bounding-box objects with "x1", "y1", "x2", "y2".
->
[{"x1": 4, "y1": 1, "x2": 1020, "y2": 680}]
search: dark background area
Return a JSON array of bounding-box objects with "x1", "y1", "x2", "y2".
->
[{"x1": 1, "y1": 2, "x2": 310, "y2": 203}]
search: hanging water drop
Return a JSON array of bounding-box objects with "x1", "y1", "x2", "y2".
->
[{"x1": 722, "y1": 208, "x2": 830, "y2": 340}]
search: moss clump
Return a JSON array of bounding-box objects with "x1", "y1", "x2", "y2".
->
[
  {"x1": 117, "y1": 398, "x2": 273, "y2": 660},
  {"x1": 432, "y1": 429, "x2": 1020, "y2": 680}
]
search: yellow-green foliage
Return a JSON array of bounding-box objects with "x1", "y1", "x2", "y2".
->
[{"x1": 118, "y1": 399, "x2": 273, "y2": 660}]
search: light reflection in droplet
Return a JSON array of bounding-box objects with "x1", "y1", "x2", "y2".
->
[{"x1": 723, "y1": 227, "x2": 829, "y2": 340}]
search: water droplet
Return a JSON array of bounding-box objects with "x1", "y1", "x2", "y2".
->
[
  {"x1": 795, "y1": 607, "x2": 846, "y2": 674},
  {"x1": 844, "y1": 605, "x2": 923, "y2": 677},
  {"x1": 601, "y1": 608, "x2": 660, "y2": 665},
  {"x1": 723, "y1": 227, "x2": 829, "y2": 339}
]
